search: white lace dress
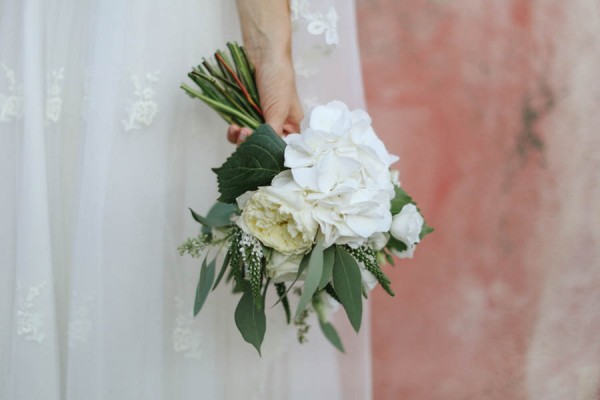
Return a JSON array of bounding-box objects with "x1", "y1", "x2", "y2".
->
[{"x1": 0, "y1": 1, "x2": 371, "y2": 399}]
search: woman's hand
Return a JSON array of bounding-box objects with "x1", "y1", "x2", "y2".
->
[{"x1": 229, "y1": 0, "x2": 303, "y2": 145}]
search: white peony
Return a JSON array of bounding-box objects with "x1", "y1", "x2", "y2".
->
[
  {"x1": 237, "y1": 171, "x2": 318, "y2": 255},
  {"x1": 284, "y1": 101, "x2": 399, "y2": 248},
  {"x1": 390, "y1": 204, "x2": 423, "y2": 259},
  {"x1": 265, "y1": 251, "x2": 304, "y2": 282}
]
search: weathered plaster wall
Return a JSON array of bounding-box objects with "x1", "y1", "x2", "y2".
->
[{"x1": 357, "y1": 1, "x2": 600, "y2": 398}]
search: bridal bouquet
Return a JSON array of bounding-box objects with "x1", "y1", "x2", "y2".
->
[{"x1": 179, "y1": 43, "x2": 432, "y2": 355}]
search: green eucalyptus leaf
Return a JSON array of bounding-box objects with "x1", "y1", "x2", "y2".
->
[
  {"x1": 319, "y1": 246, "x2": 335, "y2": 290},
  {"x1": 212, "y1": 124, "x2": 286, "y2": 204},
  {"x1": 332, "y1": 247, "x2": 363, "y2": 332},
  {"x1": 234, "y1": 283, "x2": 266, "y2": 355},
  {"x1": 194, "y1": 256, "x2": 216, "y2": 316},
  {"x1": 295, "y1": 238, "x2": 324, "y2": 318},
  {"x1": 390, "y1": 186, "x2": 414, "y2": 215},
  {"x1": 212, "y1": 250, "x2": 231, "y2": 291},
  {"x1": 189, "y1": 202, "x2": 237, "y2": 233},
  {"x1": 319, "y1": 320, "x2": 345, "y2": 353}
]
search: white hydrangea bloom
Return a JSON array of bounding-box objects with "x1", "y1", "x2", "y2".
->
[{"x1": 284, "y1": 101, "x2": 399, "y2": 247}]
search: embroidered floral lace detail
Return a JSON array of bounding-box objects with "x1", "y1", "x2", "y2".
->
[
  {"x1": 122, "y1": 70, "x2": 159, "y2": 131},
  {"x1": 16, "y1": 281, "x2": 48, "y2": 343},
  {"x1": 172, "y1": 296, "x2": 202, "y2": 360},
  {"x1": 293, "y1": 45, "x2": 336, "y2": 79},
  {"x1": 46, "y1": 68, "x2": 64, "y2": 123},
  {"x1": 291, "y1": 0, "x2": 339, "y2": 46},
  {"x1": 0, "y1": 63, "x2": 23, "y2": 122},
  {"x1": 68, "y1": 291, "x2": 93, "y2": 349}
]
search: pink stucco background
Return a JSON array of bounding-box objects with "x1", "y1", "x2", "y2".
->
[{"x1": 357, "y1": 1, "x2": 600, "y2": 399}]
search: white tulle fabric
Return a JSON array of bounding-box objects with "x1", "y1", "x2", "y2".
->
[{"x1": 0, "y1": 0, "x2": 371, "y2": 399}]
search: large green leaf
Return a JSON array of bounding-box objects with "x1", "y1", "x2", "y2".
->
[
  {"x1": 332, "y1": 247, "x2": 363, "y2": 332},
  {"x1": 319, "y1": 246, "x2": 335, "y2": 290},
  {"x1": 234, "y1": 283, "x2": 266, "y2": 355},
  {"x1": 194, "y1": 256, "x2": 216, "y2": 316},
  {"x1": 295, "y1": 237, "x2": 324, "y2": 318},
  {"x1": 319, "y1": 320, "x2": 345, "y2": 353},
  {"x1": 212, "y1": 124, "x2": 286, "y2": 203},
  {"x1": 390, "y1": 186, "x2": 414, "y2": 215}
]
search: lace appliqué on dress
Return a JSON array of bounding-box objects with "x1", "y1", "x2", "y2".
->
[
  {"x1": 122, "y1": 70, "x2": 159, "y2": 131},
  {"x1": 0, "y1": 63, "x2": 23, "y2": 122},
  {"x1": 290, "y1": 1, "x2": 339, "y2": 80},
  {"x1": 68, "y1": 291, "x2": 94, "y2": 349},
  {"x1": 16, "y1": 281, "x2": 48, "y2": 343},
  {"x1": 291, "y1": 0, "x2": 339, "y2": 46},
  {"x1": 172, "y1": 296, "x2": 202, "y2": 360},
  {"x1": 46, "y1": 68, "x2": 64, "y2": 123}
]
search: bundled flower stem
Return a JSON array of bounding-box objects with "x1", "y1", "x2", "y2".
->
[{"x1": 181, "y1": 42, "x2": 264, "y2": 129}]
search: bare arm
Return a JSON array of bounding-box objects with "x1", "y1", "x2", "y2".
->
[{"x1": 228, "y1": 0, "x2": 303, "y2": 144}]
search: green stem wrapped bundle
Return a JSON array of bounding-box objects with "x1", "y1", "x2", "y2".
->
[{"x1": 181, "y1": 42, "x2": 264, "y2": 129}]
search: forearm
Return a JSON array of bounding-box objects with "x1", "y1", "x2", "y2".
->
[{"x1": 236, "y1": 0, "x2": 292, "y2": 65}]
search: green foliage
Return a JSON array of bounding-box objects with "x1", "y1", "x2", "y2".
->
[
  {"x1": 212, "y1": 250, "x2": 231, "y2": 291},
  {"x1": 177, "y1": 234, "x2": 210, "y2": 258},
  {"x1": 390, "y1": 186, "x2": 414, "y2": 215},
  {"x1": 194, "y1": 256, "x2": 216, "y2": 316},
  {"x1": 346, "y1": 245, "x2": 395, "y2": 296},
  {"x1": 275, "y1": 282, "x2": 291, "y2": 324},
  {"x1": 420, "y1": 224, "x2": 434, "y2": 240},
  {"x1": 295, "y1": 237, "x2": 324, "y2": 318},
  {"x1": 182, "y1": 42, "x2": 264, "y2": 129},
  {"x1": 312, "y1": 294, "x2": 345, "y2": 353},
  {"x1": 293, "y1": 288, "x2": 311, "y2": 345},
  {"x1": 212, "y1": 124, "x2": 287, "y2": 204},
  {"x1": 234, "y1": 282, "x2": 266, "y2": 355},
  {"x1": 272, "y1": 252, "x2": 309, "y2": 308},
  {"x1": 228, "y1": 227, "x2": 244, "y2": 285},
  {"x1": 386, "y1": 236, "x2": 408, "y2": 253},
  {"x1": 189, "y1": 204, "x2": 235, "y2": 232},
  {"x1": 319, "y1": 320, "x2": 345, "y2": 353},
  {"x1": 324, "y1": 283, "x2": 341, "y2": 304},
  {"x1": 332, "y1": 247, "x2": 363, "y2": 332},
  {"x1": 319, "y1": 246, "x2": 335, "y2": 290},
  {"x1": 190, "y1": 202, "x2": 238, "y2": 235},
  {"x1": 237, "y1": 231, "x2": 265, "y2": 308}
]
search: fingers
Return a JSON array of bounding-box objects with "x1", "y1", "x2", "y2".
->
[
  {"x1": 237, "y1": 127, "x2": 252, "y2": 145},
  {"x1": 227, "y1": 124, "x2": 241, "y2": 144}
]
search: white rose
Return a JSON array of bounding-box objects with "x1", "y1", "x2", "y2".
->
[
  {"x1": 266, "y1": 251, "x2": 304, "y2": 282},
  {"x1": 284, "y1": 101, "x2": 399, "y2": 248},
  {"x1": 390, "y1": 203, "x2": 424, "y2": 247},
  {"x1": 237, "y1": 171, "x2": 318, "y2": 255}
]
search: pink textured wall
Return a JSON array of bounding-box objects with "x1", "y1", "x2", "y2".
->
[{"x1": 358, "y1": 1, "x2": 600, "y2": 399}]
